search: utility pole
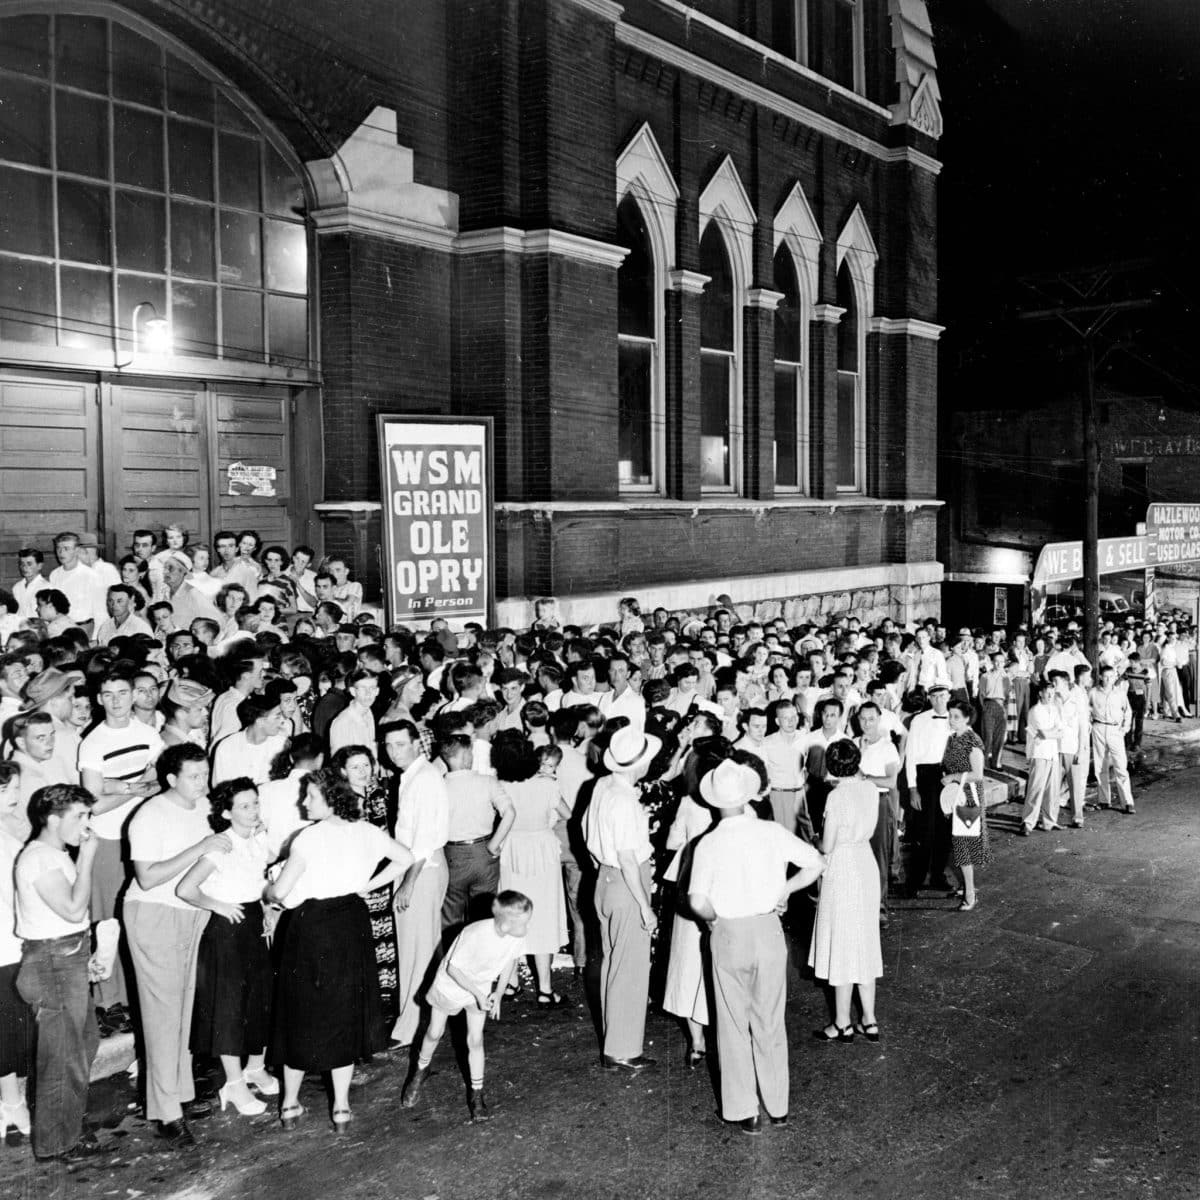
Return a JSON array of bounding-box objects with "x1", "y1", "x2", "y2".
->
[{"x1": 1017, "y1": 266, "x2": 1156, "y2": 665}]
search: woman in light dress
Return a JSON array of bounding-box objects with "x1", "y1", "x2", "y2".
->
[
  {"x1": 491, "y1": 730, "x2": 570, "y2": 1007},
  {"x1": 809, "y1": 739, "x2": 883, "y2": 1043}
]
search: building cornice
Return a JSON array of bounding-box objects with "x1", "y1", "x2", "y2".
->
[
  {"x1": 617, "y1": 24, "x2": 942, "y2": 174},
  {"x1": 869, "y1": 317, "x2": 945, "y2": 340},
  {"x1": 747, "y1": 288, "x2": 785, "y2": 311},
  {"x1": 668, "y1": 269, "x2": 711, "y2": 294},
  {"x1": 456, "y1": 227, "x2": 629, "y2": 268},
  {"x1": 647, "y1": 0, "x2": 892, "y2": 121},
  {"x1": 813, "y1": 304, "x2": 847, "y2": 324}
]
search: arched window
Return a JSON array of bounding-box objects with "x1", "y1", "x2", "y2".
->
[
  {"x1": 836, "y1": 262, "x2": 861, "y2": 491},
  {"x1": 0, "y1": 9, "x2": 310, "y2": 367},
  {"x1": 700, "y1": 226, "x2": 736, "y2": 491},
  {"x1": 616, "y1": 194, "x2": 656, "y2": 489},
  {"x1": 773, "y1": 247, "x2": 805, "y2": 493}
]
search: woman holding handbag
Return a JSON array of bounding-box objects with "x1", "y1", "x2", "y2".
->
[{"x1": 940, "y1": 699, "x2": 991, "y2": 912}]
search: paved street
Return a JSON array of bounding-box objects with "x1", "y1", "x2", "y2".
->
[{"x1": 9, "y1": 734, "x2": 1200, "y2": 1200}]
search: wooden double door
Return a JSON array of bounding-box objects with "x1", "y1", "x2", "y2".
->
[{"x1": 0, "y1": 370, "x2": 316, "y2": 562}]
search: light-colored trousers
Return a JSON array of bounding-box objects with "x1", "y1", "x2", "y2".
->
[
  {"x1": 769, "y1": 787, "x2": 813, "y2": 842},
  {"x1": 89, "y1": 836, "x2": 128, "y2": 1010},
  {"x1": 125, "y1": 901, "x2": 209, "y2": 1123},
  {"x1": 391, "y1": 862, "x2": 448, "y2": 1045},
  {"x1": 595, "y1": 861, "x2": 652, "y2": 1061},
  {"x1": 710, "y1": 913, "x2": 788, "y2": 1122},
  {"x1": 1059, "y1": 744, "x2": 1089, "y2": 821},
  {"x1": 1092, "y1": 730, "x2": 1133, "y2": 809},
  {"x1": 1022, "y1": 758, "x2": 1061, "y2": 830}
]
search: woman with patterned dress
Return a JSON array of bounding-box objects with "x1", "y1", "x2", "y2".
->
[
  {"x1": 808, "y1": 739, "x2": 883, "y2": 1043},
  {"x1": 332, "y1": 746, "x2": 399, "y2": 1030},
  {"x1": 941, "y1": 700, "x2": 991, "y2": 912}
]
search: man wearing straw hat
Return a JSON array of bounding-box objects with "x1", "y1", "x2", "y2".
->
[
  {"x1": 688, "y1": 759, "x2": 825, "y2": 1134},
  {"x1": 584, "y1": 725, "x2": 662, "y2": 1072}
]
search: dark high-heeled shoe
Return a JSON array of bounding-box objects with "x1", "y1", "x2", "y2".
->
[
  {"x1": 812, "y1": 1024, "x2": 854, "y2": 1043},
  {"x1": 686, "y1": 1049, "x2": 707, "y2": 1069},
  {"x1": 854, "y1": 1021, "x2": 881, "y2": 1042}
]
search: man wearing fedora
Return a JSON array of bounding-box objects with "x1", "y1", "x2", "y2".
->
[
  {"x1": 21, "y1": 667, "x2": 85, "y2": 786},
  {"x1": 688, "y1": 759, "x2": 825, "y2": 1134},
  {"x1": 583, "y1": 725, "x2": 661, "y2": 1072}
]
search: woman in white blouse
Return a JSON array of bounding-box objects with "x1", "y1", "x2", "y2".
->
[
  {"x1": 176, "y1": 777, "x2": 275, "y2": 1118},
  {"x1": 265, "y1": 770, "x2": 412, "y2": 1133}
]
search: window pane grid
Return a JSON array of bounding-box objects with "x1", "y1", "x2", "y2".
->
[{"x1": 0, "y1": 12, "x2": 309, "y2": 362}]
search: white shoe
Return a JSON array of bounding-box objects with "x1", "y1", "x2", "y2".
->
[
  {"x1": 242, "y1": 1066, "x2": 281, "y2": 1096},
  {"x1": 219, "y1": 1079, "x2": 268, "y2": 1117},
  {"x1": 0, "y1": 1100, "x2": 31, "y2": 1137}
]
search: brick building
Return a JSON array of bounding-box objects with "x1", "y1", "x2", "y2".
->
[{"x1": 0, "y1": 0, "x2": 943, "y2": 626}]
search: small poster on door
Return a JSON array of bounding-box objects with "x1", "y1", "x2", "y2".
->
[
  {"x1": 992, "y1": 585, "x2": 1009, "y2": 627},
  {"x1": 227, "y1": 462, "x2": 277, "y2": 496}
]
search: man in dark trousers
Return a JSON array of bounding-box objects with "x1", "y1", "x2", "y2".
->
[{"x1": 902, "y1": 682, "x2": 953, "y2": 895}]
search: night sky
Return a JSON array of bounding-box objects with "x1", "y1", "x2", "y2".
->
[{"x1": 931, "y1": 0, "x2": 1200, "y2": 408}]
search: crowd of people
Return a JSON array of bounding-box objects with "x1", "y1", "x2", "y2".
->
[{"x1": 0, "y1": 526, "x2": 1194, "y2": 1160}]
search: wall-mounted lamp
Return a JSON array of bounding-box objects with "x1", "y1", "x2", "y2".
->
[{"x1": 116, "y1": 302, "x2": 171, "y2": 367}]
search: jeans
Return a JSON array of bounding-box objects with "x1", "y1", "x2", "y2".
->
[{"x1": 17, "y1": 934, "x2": 99, "y2": 1158}]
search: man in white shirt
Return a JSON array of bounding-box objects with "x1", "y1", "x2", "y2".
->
[
  {"x1": 759, "y1": 700, "x2": 807, "y2": 837},
  {"x1": 93, "y1": 585, "x2": 154, "y2": 647},
  {"x1": 386, "y1": 720, "x2": 450, "y2": 1048},
  {"x1": 1059, "y1": 665, "x2": 1091, "y2": 828},
  {"x1": 76, "y1": 532, "x2": 120, "y2": 591},
  {"x1": 209, "y1": 656, "x2": 268, "y2": 747},
  {"x1": 583, "y1": 727, "x2": 660, "y2": 1072},
  {"x1": 495, "y1": 669, "x2": 528, "y2": 732},
  {"x1": 1022, "y1": 678, "x2": 1066, "y2": 834},
  {"x1": 733, "y1": 707, "x2": 768, "y2": 767},
  {"x1": 688, "y1": 759, "x2": 824, "y2": 1134},
  {"x1": 48, "y1": 532, "x2": 97, "y2": 628},
  {"x1": 560, "y1": 661, "x2": 602, "y2": 710},
  {"x1": 903, "y1": 683, "x2": 954, "y2": 892},
  {"x1": 904, "y1": 628, "x2": 951, "y2": 695},
  {"x1": 12, "y1": 547, "x2": 49, "y2": 621},
  {"x1": 597, "y1": 654, "x2": 646, "y2": 732},
  {"x1": 210, "y1": 530, "x2": 258, "y2": 600},
  {"x1": 1045, "y1": 634, "x2": 1088, "y2": 681},
  {"x1": 1090, "y1": 663, "x2": 1134, "y2": 813},
  {"x1": 79, "y1": 671, "x2": 165, "y2": 1019},
  {"x1": 160, "y1": 551, "x2": 219, "y2": 630}
]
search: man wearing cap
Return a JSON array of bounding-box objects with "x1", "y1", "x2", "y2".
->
[
  {"x1": 903, "y1": 683, "x2": 954, "y2": 893},
  {"x1": 76, "y1": 532, "x2": 120, "y2": 591},
  {"x1": 47, "y1": 532, "x2": 97, "y2": 629},
  {"x1": 947, "y1": 629, "x2": 979, "y2": 706},
  {"x1": 160, "y1": 678, "x2": 214, "y2": 748},
  {"x1": 93, "y1": 584, "x2": 154, "y2": 647},
  {"x1": 583, "y1": 726, "x2": 661, "y2": 1072},
  {"x1": 160, "y1": 552, "x2": 219, "y2": 629},
  {"x1": 20, "y1": 667, "x2": 84, "y2": 785},
  {"x1": 688, "y1": 759, "x2": 825, "y2": 1134}
]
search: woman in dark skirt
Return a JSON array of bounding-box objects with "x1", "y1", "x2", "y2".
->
[
  {"x1": 941, "y1": 699, "x2": 992, "y2": 912},
  {"x1": 265, "y1": 769, "x2": 412, "y2": 1133},
  {"x1": 176, "y1": 777, "x2": 275, "y2": 1118},
  {"x1": 330, "y1": 745, "x2": 398, "y2": 1032}
]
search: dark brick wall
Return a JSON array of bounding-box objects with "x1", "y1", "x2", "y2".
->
[
  {"x1": 318, "y1": 232, "x2": 452, "y2": 503},
  {"x1": 496, "y1": 504, "x2": 940, "y2": 597}
]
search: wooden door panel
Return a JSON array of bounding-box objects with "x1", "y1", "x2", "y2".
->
[
  {"x1": 111, "y1": 385, "x2": 206, "y2": 553},
  {"x1": 0, "y1": 375, "x2": 99, "y2": 556}
]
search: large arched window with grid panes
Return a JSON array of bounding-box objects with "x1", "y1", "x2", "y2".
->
[
  {"x1": 616, "y1": 194, "x2": 657, "y2": 490},
  {"x1": 0, "y1": 8, "x2": 311, "y2": 368}
]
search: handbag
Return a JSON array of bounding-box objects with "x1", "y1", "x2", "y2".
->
[{"x1": 951, "y1": 782, "x2": 983, "y2": 838}]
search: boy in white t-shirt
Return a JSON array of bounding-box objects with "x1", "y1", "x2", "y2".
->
[{"x1": 400, "y1": 891, "x2": 531, "y2": 1122}]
